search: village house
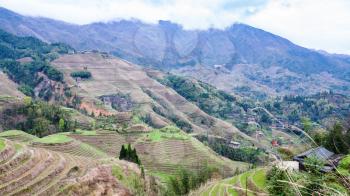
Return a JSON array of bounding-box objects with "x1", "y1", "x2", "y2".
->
[
  {"x1": 228, "y1": 141, "x2": 240, "y2": 149},
  {"x1": 293, "y1": 146, "x2": 343, "y2": 173}
]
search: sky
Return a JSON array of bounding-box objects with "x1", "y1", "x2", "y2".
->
[{"x1": 1, "y1": 0, "x2": 350, "y2": 54}]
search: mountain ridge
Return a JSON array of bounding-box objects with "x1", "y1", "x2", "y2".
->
[{"x1": 0, "y1": 6, "x2": 349, "y2": 96}]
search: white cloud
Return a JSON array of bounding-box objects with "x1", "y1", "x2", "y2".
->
[
  {"x1": 0, "y1": 0, "x2": 350, "y2": 54},
  {"x1": 246, "y1": 0, "x2": 350, "y2": 54}
]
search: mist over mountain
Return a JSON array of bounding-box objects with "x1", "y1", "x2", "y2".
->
[{"x1": 1, "y1": 6, "x2": 349, "y2": 97}]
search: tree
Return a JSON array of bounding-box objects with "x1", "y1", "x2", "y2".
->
[
  {"x1": 266, "y1": 166, "x2": 295, "y2": 196},
  {"x1": 301, "y1": 117, "x2": 312, "y2": 132},
  {"x1": 119, "y1": 144, "x2": 141, "y2": 166},
  {"x1": 24, "y1": 96, "x2": 32, "y2": 106},
  {"x1": 303, "y1": 156, "x2": 326, "y2": 194},
  {"x1": 59, "y1": 118, "x2": 65, "y2": 131},
  {"x1": 325, "y1": 123, "x2": 349, "y2": 154},
  {"x1": 119, "y1": 145, "x2": 126, "y2": 160}
]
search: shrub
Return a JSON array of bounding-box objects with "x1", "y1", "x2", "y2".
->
[{"x1": 70, "y1": 71, "x2": 92, "y2": 79}]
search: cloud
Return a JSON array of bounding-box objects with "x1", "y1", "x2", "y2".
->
[
  {"x1": 0, "y1": 0, "x2": 349, "y2": 54},
  {"x1": 246, "y1": 0, "x2": 350, "y2": 54}
]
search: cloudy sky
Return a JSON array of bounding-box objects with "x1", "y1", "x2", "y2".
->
[{"x1": 1, "y1": 0, "x2": 350, "y2": 54}]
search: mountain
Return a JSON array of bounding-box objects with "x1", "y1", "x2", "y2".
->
[{"x1": 0, "y1": 7, "x2": 350, "y2": 97}]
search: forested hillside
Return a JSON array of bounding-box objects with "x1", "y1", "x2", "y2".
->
[{"x1": 0, "y1": 29, "x2": 73, "y2": 99}]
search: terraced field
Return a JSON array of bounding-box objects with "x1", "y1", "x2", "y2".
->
[
  {"x1": 0, "y1": 130, "x2": 37, "y2": 143},
  {"x1": 195, "y1": 168, "x2": 268, "y2": 196},
  {"x1": 69, "y1": 130, "x2": 127, "y2": 156},
  {"x1": 0, "y1": 139, "x2": 96, "y2": 195},
  {"x1": 69, "y1": 130, "x2": 248, "y2": 176},
  {"x1": 31, "y1": 134, "x2": 108, "y2": 159},
  {"x1": 0, "y1": 134, "x2": 146, "y2": 195}
]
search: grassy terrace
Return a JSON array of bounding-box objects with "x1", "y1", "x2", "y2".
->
[
  {"x1": 0, "y1": 138, "x2": 5, "y2": 151},
  {"x1": 145, "y1": 126, "x2": 189, "y2": 142},
  {"x1": 0, "y1": 130, "x2": 37, "y2": 143},
  {"x1": 197, "y1": 168, "x2": 267, "y2": 196},
  {"x1": 73, "y1": 130, "x2": 97, "y2": 136},
  {"x1": 0, "y1": 130, "x2": 30, "y2": 137},
  {"x1": 252, "y1": 169, "x2": 266, "y2": 190},
  {"x1": 33, "y1": 134, "x2": 72, "y2": 144}
]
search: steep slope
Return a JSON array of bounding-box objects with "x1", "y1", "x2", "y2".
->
[
  {"x1": 0, "y1": 71, "x2": 24, "y2": 98},
  {"x1": 0, "y1": 7, "x2": 349, "y2": 96},
  {"x1": 51, "y1": 52, "x2": 259, "y2": 145}
]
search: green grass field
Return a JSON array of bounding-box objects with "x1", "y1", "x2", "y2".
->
[
  {"x1": 0, "y1": 130, "x2": 30, "y2": 137},
  {"x1": 338, "y1": 155, "x2": 350, "y2": 176},
  {"x1": 0, "y1": 130, "x2": 37, "y2": 143},
  {"x1": 33, "y1": 134, "x2": 73, "y2": 144},
  {"x1": 73, "y1": 130, "x2": 97, "y2": 136},
  {"x1": 146, "y1": 126, "x2": 189, "y2": 142},
  {"x1": 252, "y1": 169, "x2": 266, "y2": 190},
  {"x1": 0, "y1": 138, "x2": 5, "y2": 151},
  {"x1": 197, "y1": 168, "x2": 267, "y2": 196}
]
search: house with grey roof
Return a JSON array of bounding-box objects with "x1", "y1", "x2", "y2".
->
[{"x1": 293, "y1": 146, "x2": 343, "y2": 172}]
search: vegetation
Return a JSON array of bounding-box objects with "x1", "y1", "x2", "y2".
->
[
  {"x1": 196, "y1": 135, "x2": 266, "y2": 164},
  {"x1": 0, "y1": 138, "x2": 4, "y2": 151},
  {"x1": 338, "y1": 155, "x2": 350, "y2": 176},
  {"x1": 312, "y1": 123, "x2": 350, "y2": 154},
  {"x1": 160, "y1": 75, "x2": 237, "y2": 119},
  {"x1": 0, "y1": 29, "x2": 73, "y2": 99},
  {"x1": 70, "y1": 71, "x2": 92, "y2": 79},
  {"x1": 266, "y1": 163, "x2": 348, "y2": 196},
  {"x1": 252, "y1": 169, "x2": 267, "y2": 190},
  {"x1": 165, "y1": 163, "x2": 218, "y2": 195},
  {"x1": 0, "y1": 97, "x2": 74, "y2": 137},
  {"x1": 265, "y1": 92, "x2": 350, "y2": 128},
  {"x1": 33, "y1": 134, "x2": 73, "y2": 144},
  {"x1": 146, "y1": 126, "x2": 189, "y2": 142},
  {"x1": 111, "y1": 165, "x2": 146, "y2": 195},
  {"x1": 119, "y1": 144, "x2": 141, "y2": 166}
]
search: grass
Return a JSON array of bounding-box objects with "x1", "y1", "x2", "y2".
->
[
  {"x1": 226, "y1": 175, "x2": 239, "y2": 184},
  {"x1": 252, "y1": 169, "x2": 266, "y2": 190},
  {"x1": 227, "y1": 187, "x2": 238, "y2": 196},
  {"x1": 0, "y1": 130, "x2": 28, "y2": 137},
  {"x1": 146, "y1": 126, "x2": 189, "y2": 142},
  {"x1": 0, "y1": 139, "x2": 5, "y2": 151},
  {"x1": 79, "y1": 142, "x2": 108, "y2": 158},
  {"x1": 33, "y1": 134, "x2": 73, "y2": 144},
  {"x1": 150, "y1": 171, "x2": 174, "y2": 183},
  {"x1": 111, "y1": 165, "x2": 144, "y2": 194},
  {"x1": 337, "y1": 155, "x2": 350, "y2": 176},
  {"x1": 211, "y1": 184, "x2": 220, "y2": 195},
  {"x1": 240, "y1": 171, "x2": 253, "y2": 196},
  {"x1": 73, "y1": 130, "x2": 97, "y2": 136},
  {"x1": 14, "y1": 143, "x2": 23, "y2": 151}
]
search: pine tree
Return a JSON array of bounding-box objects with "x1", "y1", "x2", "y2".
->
[
  {"x1": 127, "y1": 144, "x2": 132, "y2": 161},
  {"x1": 119, "y1": 145, "x2": 126, "y2": 159}
]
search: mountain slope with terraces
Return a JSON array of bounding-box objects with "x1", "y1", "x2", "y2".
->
[
  {"x1": 0, "y1": 137, "x2": 146, "y2": 195},
  {"x1": 52, "y1": 52, "x2": 261, "y2": 146}
]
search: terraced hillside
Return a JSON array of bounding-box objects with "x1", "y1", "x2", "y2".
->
[
  {"x1": 0, "y1": 128, "x2": 248, "y2": 182},
  {"x1": 31, "y1": 134, "x2": 108, "y2": 159},
  {"x1": 194, "y1": 168, "x2": 268, "y2": 196},
  {"x1": 68, "y1": 128, "x2": 249, "y2": 177},
  {"x1": 52, "y1": 53, "x2": 261, "y2": 147},
  {"x1": 0, "y1": 133, "x2": 151, "y2": 195}
]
